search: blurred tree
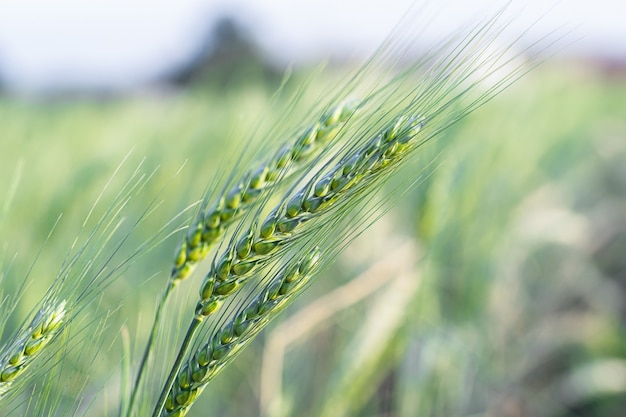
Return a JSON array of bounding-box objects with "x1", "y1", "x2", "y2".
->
[{"x1": 162, "y1": 16, "x2": 281, "y2": 90}]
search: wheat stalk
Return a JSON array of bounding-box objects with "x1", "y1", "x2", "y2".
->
[{"x1": 0, "y1": 300, "x2": 66, "y2": 400}]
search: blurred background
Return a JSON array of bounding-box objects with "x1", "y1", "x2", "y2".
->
[
  {"x1": 0, "y1": 0, "x2": 624, "y2": 92},
  {"x1": 0, "y1": 0, "x2": 625, "y2": 416}
]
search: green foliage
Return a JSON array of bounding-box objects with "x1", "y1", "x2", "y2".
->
[{"x1": 0, "y1": 27, "x2": 625, "y2": 417}]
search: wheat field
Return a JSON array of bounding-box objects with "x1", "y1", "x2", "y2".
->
[{"x1": 0, "y1": 6, "x2": 625, "y2": 417}]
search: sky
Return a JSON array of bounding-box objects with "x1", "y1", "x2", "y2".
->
[{"x1": 0, "y1": 0, "x2": 624, "y2": 90}]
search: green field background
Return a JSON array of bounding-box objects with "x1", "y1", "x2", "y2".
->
[{"x1": 1, "y1": 60, "x2": 625, "y2": 417}]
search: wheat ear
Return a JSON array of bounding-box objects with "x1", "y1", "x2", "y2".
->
[
  {"x1": 0, "y1": 301, "x2": 66, "y2": 399},
  {"x1": 161, "y1": 249, "x2": 321, "y2": 417},
  {"x1": 194, "y1": 114, "x2": 423, "y2": 319}
]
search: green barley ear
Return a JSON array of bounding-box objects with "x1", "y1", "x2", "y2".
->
[
  {"x1": 0, "y1": 300, "x2": 66, "y2": 399},
  {"x1": 0, "y1": 157, "x2": 175, "y2": 415},
  {"x1": 159, "y1": 249, "x2": 321, "y2": 417}
]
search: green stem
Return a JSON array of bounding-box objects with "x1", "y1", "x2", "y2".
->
[
  {"x1": 152, "y1": 317, "x2": 203, "y2": 417},
  {"x1": 126, "y1": 282, "x2": 175, "y2": 417}
]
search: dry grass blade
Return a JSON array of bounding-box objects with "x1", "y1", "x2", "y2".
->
[{"x1": 260, "y1": 240, "x2": 417, "y2": 415}]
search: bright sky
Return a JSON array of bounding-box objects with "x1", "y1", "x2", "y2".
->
[{"x1": 0, "y1": 0, "x2": 623, "y2": 90}]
